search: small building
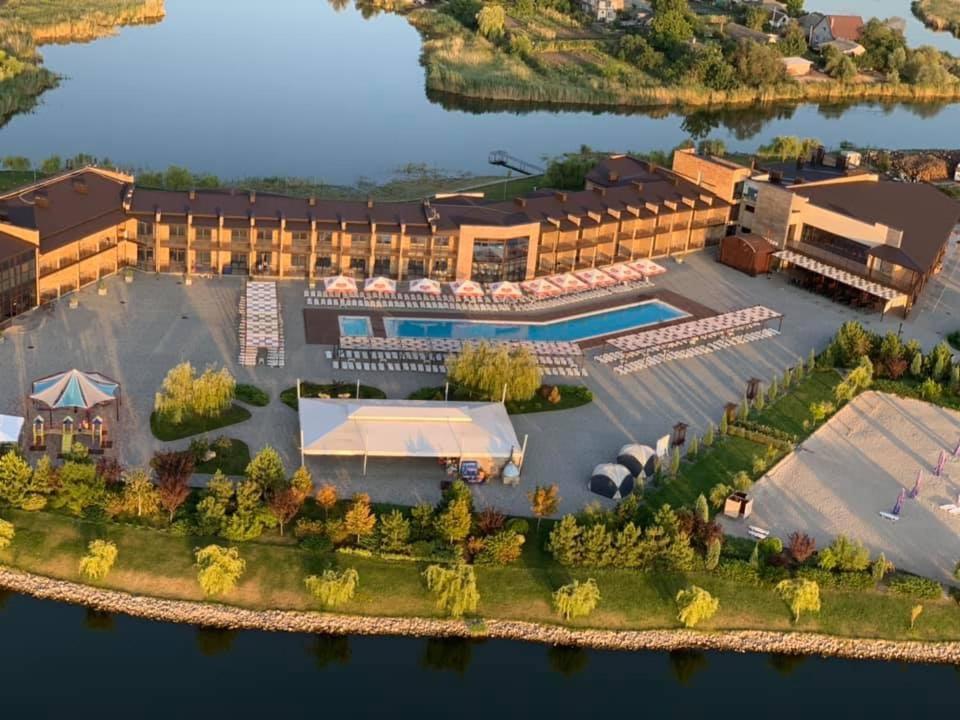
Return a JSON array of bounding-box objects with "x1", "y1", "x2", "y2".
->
[
  {"x1": 781, "y1": 56, "x2": 813, "y2": 77},
  {"x1": 724, "y1": 22, "x2": 778, "y2": 44},
  {"x1": 799, "y1": 12, "x2": 863, "y2": 48},
  {"x1": 819, "y1": 38, "x2": 866, "y2": 57},
  {"x1": 718, "y1": 233, "x2": 778, "y2": 276}
]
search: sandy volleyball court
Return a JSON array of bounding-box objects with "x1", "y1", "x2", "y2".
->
[{"x1": 723, "y1": 392, "x2": 960, "y2": 584}]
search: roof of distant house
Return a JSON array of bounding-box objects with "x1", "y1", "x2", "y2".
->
[
  {"x1": 585, "y1": 155, "x2": 661, "y2": 188},
  {"x1": 827, "y1": 14, "x2": 864, "y2": 41},
  {"x1": 794, "y1": 181, "x2": 960, "y2": 273}
]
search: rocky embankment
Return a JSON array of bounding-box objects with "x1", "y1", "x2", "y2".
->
[
  {"x1": 3, "y1": 565, "x2": 960, "y2": 664},
  {"x1": 861, "y1": 148, "x2": 960, "y2": 182}
]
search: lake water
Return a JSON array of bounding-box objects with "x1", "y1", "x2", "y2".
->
[
  {"x1": 1, "y1": 590, "x2": 958, "y2": 717},
  {"x1": 0, "y1": 0, "x2": 959, "y2": 183}
]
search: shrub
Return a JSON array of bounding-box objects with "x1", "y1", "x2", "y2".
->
[
  {"x1": 787, "y1": 531, "x2": 816, "y2": 563},
  {"x1": 714, "y1": 559, "x2": 761, "y2": 586},
  {"x1": 818, "y1": 535, "x2": 870, "y2": 572},
  {"x1": 732, "y1": 471, "x2": 753, "y2": 492},
  {"x1": 476, "y1": 529, "x2": 524, "y2": 565},
  {"x1": 675, "y1": 585, "x2": 719, "y2": 628},
  {"x1": 78, "y1": 539, "x2": 118, "y2": 581},
  {"x1": 708, "y1": 483, "x2": 732, "y2": 510},
  {"x1": 919, "y1": 377, "x2": 943, "y2": 402},
  {"x1": 758, "y1": 536, "x2": 783, "y2": 558},
  {"x1": 304, "y1": 568, "x2": 359, "y2": 608},
  {"x1": 887, "y1": 573, "x2": 943, "y2": 599},
  {"x1": 475, "y1": 507, "x2": 506, "y2": 536},
  {"x1": 0, "y1": 518, "x2": 14, "y2": 549},
  {"x1": 505, "y1": 518, "x2": 529, "y2": 536},
  {"x1": 553, "y1": 579, "x2": 601, "y2": 621},
  {"x1": 234, "y1": 383, "x2": 269, "y2": 406}
]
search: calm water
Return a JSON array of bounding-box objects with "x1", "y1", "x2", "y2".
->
[
  {"x1": 0, "y1": 0, "x2": 959, "y2": 182},
  {"x1": 0, "y1": 590, "x2": 958, "y2": 716},
  {"x1": 383, "y1": 300, "x2": 687, "y2": 340}
]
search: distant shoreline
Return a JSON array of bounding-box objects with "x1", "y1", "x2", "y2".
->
[{"x1": 4, "y1": 565, "x2": 960, "y2": 664}]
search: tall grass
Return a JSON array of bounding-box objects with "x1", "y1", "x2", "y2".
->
[{"x1": 912, "y1": 0, "x2": 960, "y2": 38}]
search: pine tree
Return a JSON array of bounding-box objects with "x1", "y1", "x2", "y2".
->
[
  {"x1": 579, "y1": 523, "x2": 613, "y2": 567},
  {"x1": 379, "y1": 510, "x2": 412, "y2": 553},
  {"x1": 546, "y1": 515, "x2": 582, "y2": 566},
  {"x1": 738, "y1": 396, "x2": 750, "y2": 422},
  {"x1": 611, "y1": 522, "x2": 643, "y2": 569},
  {"x1": 702, "y1": 423, "x2": 715, "y2": 448},
  {"x1": 807, "y1": 348, "x2": 816, "y2": 372},
  {"x1": 686, "y1": 436, "x2": 699, "y2": 460},
  {"x1": 719, "y1": 411, "x2": 728, "y2": 435},
  {"x1": 434, "y1": 495, "x2": 472, "y2": 545},
  {"x1": 704, "y1": 537, "x2": 721, "y2": 571},
  {"x1": 910, "y1": 352, "x2": 923, "y2": 378},
  {"x1": 670, "y1": 447, "x2": 681, "y2": 477},
  {"x1": 769, "y1": 375, "x2": 780, "y2": 400},
  {"x1": 951, "y1": 364, "x2": 960, "y2": 388},
  {"x1": 694, "y1": 494, "x2": 709, "y2": 524}
]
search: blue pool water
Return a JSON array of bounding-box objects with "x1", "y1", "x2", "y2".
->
[
  {"x1": 339, "y1": 316, "x2": 373, "y2": 337},
  {"x1": 383, "y1": 301, "x2": 687, "y2": 342}
]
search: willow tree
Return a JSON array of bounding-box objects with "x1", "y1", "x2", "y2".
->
[
  {"x1": 675, "y1": 585, "x2": 719, "y2": 628},
  {"x1": 79, "y1": 539, "x2": 118, "y2": 582},
  {"x1": 195, "y1": 545, "x2": 246, "y2": 597},
  {"x1": 553, "y1": 579, "x2": 601, "y2": 621},
  {"x1": 305, "y1": 568, "x2": 360, "y2": 608},
  {"x1": 155, "y1": 362, "x2": 235, "y2": 423},
  {"x1": 424, "y1": 563, "x2": 480, "y2": 618},
  {"x1": 446, "y1": 341, "x2": 541, "y2": 402},
  {"x1": 0, "y1": 518, "x2": 14, "y2": 549},
  {"x1": 775, "y1": 579, "x2": 820, "y2": 623}
]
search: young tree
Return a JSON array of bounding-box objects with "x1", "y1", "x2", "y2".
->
[
  {"x1": 871, "y1": 552, "x2": 893, "y2": 582},
  {"x1": 719, "y1": 411, "x2": 728, "y2": 435},
  {"x1": 434, "y1": 495, "x2": 472, "y2": 546},
  {"x1": 116, "y1": 468, "x2": 160, "y2": 518},
  {"x1": 708, "y1": 483, "x2": 732, "y2": 510},
  {"x1": 686, "y1": 436, "x2": 700, "y2": 460},
  {"x1": 378, "y1": 510, "x2": 412, "y2": 554},
  {"x1": 316, "y1": 484, "x2": 338, "y2": 518},
  {"x1": 670, "y1": 447, "x2": 681, "y2": 477},
  {"x1": 910, "y1": 351, "x2": 924, "y2": 378},
  {"x1": 195, "y1": 545, "x2": 246, "y2": 597},
  {"x1": 787, "y1": 531, "x2": 816, "y2": 563},
  {"x1": 268, "y1": 487, "x2": 305, "y2": 536},
  {"x1": 446, "y1": 341, "x2": 541, "y2": 402},
  {"x1": 221, "y1": 479, "x2": 270, "y2": 541},
  {"x1": 476, "y1": 4, "x2": 506, "y2": 39},
  {"x1": 476, "y1": 529, "x2": 525, "y2": 565},
  {"x1": 305, "y1": 568, "x2": 360, "y2": 608},
  {"x1": 818, "y1": 534, "x2": 870, "y2": 572},
  {"x1": 675, "y1": 585, "x2": 719, "y2": 628},
  {"x1": 78, "y1": 539, "x2": 118, "y2": 581},
  {"x1": 423, "y1": 563, "x2": 480, "y2": 617},
  {"x1": 245, "y1": 446, "x2": 286, "y2": 492},
  {"x1": 580, "y1": 523, "x2": 614, "y2": 567},
  {"x1": 775, "y1": 578, "x2": 821, "y2": 622},
  {"x1": 343, "y1": 494, "x2": 377, "y2": 545},
  {"x1": 528, "y1": 484, "x2": 560, "y2": 533},
  {"x1": 0, "y1": 518, "x2": 14, "y2": 549},
  {"x1": 547, "y1": 515, "x2": 582, "y2": 566},
  {"x1": 694, "y1": 494, "x2": 709, "y2": 524},
  {"x1": 704, "y1": 537, "x2": 721, "y2": 571},
  {"x1": 54, "y1": 462, "x2": 107, "y2": 517},
  {"x1": 702, "y1": 423, "x2": 715, "y2": 448},
  {"x1": 0, "y1": 450, "x2": 33, "y2": 508},
  {"x1": 910, "y1": 604, "x2": 923, "y2": 630},
  {"x1": 156, "y1": 467, "x2": 191, "y2": 524},
  {"x1": 553, "y1": 579, "x2": 601, "y2": 621}
]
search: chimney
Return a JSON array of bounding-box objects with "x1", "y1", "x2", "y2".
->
[
  {"x1": 366, "y1": 198, "x2": 374, "y2": 209},
  {"x1": 188, "y1": 189, "x2": 196, "y2": 201},
  {"x1": 608, "y1": 171, "x2": 619, "y2": 183},
  {"x1": 72, "y1": 179, "x2": 87, "y2": 195},
  {"x1": 593, "y1": 187, "x2": 606, "y2": 196},
  {"x1": 308, "y1": 196, "x2": 316, "y2": 206},
  {"x1": 248, "y1": 190, "x2": 256, "y2": 204},
  {"x1": 632, "y1": 181, "x2": 645, "y2": 193},
  {"x1": 35, "y1": 190, "x2": 49, "y2": 209},
  {"x1": 514, "y1": 197, "x2": 527, "y2": 208}
]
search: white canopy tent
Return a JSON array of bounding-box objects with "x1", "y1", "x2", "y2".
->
[
  {"x1": 0, "y1": 414, "x2": 24, "y2": 445},
  {"x1": 299, "y1": 397, "x2": 524, "y2": 475},
  {"x1": 409, "y1": 278, "x2": 442, "y2": 294},
  {"x1": 364, "y1": 276, "x2": 397, "y2": 293}
]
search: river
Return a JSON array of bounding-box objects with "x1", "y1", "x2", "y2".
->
[
  {"x1": 0, "y1": 0, "x2": 958, "y2": 183},
  {"x1": 1, "y1": 589, "x2": 958, "y2": 716}
]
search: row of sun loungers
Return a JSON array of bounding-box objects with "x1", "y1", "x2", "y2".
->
[
  {"x1": 332, "y1": 347, "x2": 586, "y2": 377},
  {"x1": 338, "y1": 335, "x2": 583, "y2": 358},
  {"x1": 611, "y1": 328, "x2": 780, "y2": 375},
  {"x1": 331, "y1": 358, "x2": 587, "y2": 377}
]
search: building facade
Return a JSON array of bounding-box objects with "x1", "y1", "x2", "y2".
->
[{"x1": 0, "y1": 161, "x2": 734, "y2": 321}]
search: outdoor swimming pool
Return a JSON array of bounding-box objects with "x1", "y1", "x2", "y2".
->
[
  {"x1": 383, "y1": 301, "x2": 688, "y2": 342},
  {"x1": 339, "y1": 316, "x2": 373, "y2": 337}
]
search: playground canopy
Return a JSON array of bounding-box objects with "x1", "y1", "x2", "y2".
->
[
  {"x1": 31, "y1": 369, "x2": 120, "y2": 413},
  {"x1": 616, "y1": 444, "x2": 658, "y2": 479},
  {"x1": 589, "y1": 463, "x2": 635, "y2": 500},
  {"x1": 0, "y1": 414, "x2": 24, "y2": 445}
]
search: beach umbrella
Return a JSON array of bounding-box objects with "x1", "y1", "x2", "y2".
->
[
  {"x1": 31, "y1": 369, "x2": 119, "y2": 411},
  {"x1": 450, "y1": 280, "x2": 484, "y2": 297},
  {"x1": 409, "y1": 278, "x2": 441, "y2": 294},
  {"x1": 520, "y1": 277, "x2": 561, "y2": 298},
  {"x1": 488, "y1": 281, "x2": 524, "y2": 300},
  {"x1": 603, "y1": 262, "x2": 642, "y2": 282},
  {"x1": 908, "y1": 468, "x2": 923, "y2": 499},
  {"x1": 363, "y1": 276, "x2": 396, "y2": 294},
  {"x1": 628, "y1": 258, "x2": 667, "y2": 277},
  {"x1": 323, "y1": 275, "x2": 358, "y2": 294},
  {"x1": 953, "y1": 437, "x2": 960, "y2": 459},
  {"x1": 546, "y1": 272, "x2": 589, "y2": 293},
  {"x1": 892, "y1": 488, "x2": 906, "y2": 516},
  {"x1": 936, "y1": 450, "x2": 948, "y2": 477},
  {"x1": 574, "y1": 267, "x2": 617, "y2": 287}
]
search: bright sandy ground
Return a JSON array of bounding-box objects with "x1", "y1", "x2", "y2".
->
[{"x1": 723, "y1": 391, "x2": 960, "y2": 584}]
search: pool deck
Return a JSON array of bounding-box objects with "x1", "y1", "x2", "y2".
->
[{"x1": 302, "y1": 289, "x2": 716, "y2": 347}]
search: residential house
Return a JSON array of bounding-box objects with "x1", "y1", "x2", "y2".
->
[{"x1": 799, "y1": 12, "x2": 863, "y2": 48}]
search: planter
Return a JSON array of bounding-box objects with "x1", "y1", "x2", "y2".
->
[
  {"x1": 124, "y1": 273, "x2": 133, "y2": 284},
  {"x1": 97, "y1": 285, "x2": 107, "y2": 296},
  {"x1": 184, "y1": 276, "x2": 193, "y2": 286},
  {"x1": 68, "y1": 297, "x2": 79, "y2": 309}
]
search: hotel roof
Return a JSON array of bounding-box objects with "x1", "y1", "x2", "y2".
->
[
  {"x1": 794, "y1": 181, "x2": 960, "y2": 273},
  {"x1": 0, "y1": 231, "x2": 34, "y2": 262}
]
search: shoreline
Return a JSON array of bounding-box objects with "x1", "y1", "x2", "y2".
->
[
  {"x1": 4, "y1": 565, "x2": 960, "y2": 664},
  {"x1": 911, "y1": 0, "x2": 960, "y2": 39}
]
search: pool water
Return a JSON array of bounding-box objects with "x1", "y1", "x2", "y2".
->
[
  {"x1": 339, "y1": 316, "x2": 373, "y2": 337},
  {"x1": 383, "y1": 301, "x2": 687, "y2": 342}
]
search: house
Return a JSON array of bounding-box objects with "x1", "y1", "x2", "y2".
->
[
  {"x1": 782, "y1": 56, "x2": 814, "y2": 76},
  {"x1": 724, "y1": 22, "x2": 778, "y2": 44},
  {"x1": 819, "y1": 39, "x2": 866, "y2": 57},
  {"x1": 799, "y1": 12, "x2": 864, "y2": 48}
]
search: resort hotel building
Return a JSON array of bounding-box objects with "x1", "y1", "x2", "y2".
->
[{"x1": 0, "y1": 150, "x2": 957, "y2": 322}]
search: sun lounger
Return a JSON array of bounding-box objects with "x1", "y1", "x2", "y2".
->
[
  {"x1": 747, "y1": 525, "x2": 770, "y2": 540},
  {"x1": 878, "y1": 511, "x2": 900, "y2": 522}
]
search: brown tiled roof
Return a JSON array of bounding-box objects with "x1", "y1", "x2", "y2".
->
[
  {"x1": 794, "y1": 181, "x2": 960, "y2": 273},
  {"x1": 0, "y1": 232, "x2": 34, "y2": 262},
  {"x1": 828, "y1": 14, "x2": 864, "y2": 41},
  {"x1": 585, "y1": 155, "x2": 661, "y2": 188}
]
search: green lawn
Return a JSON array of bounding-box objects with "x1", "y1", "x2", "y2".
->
[
  {"x1": 4, "y1": 507, "x2": 960, "y2": 640},
  {"x1": 234, "y1": 383, "x2": 269, "y2": 407},
  {"x1": 149, "y1": 404, "x2": 252, "y2": 441},
  {"x1": 408, "y1": 384, "x2": 593, "y2": 414},
  {"x1": 281, "y1": 382, "x2": 386, "y2": 410},
  {"x1": 751, "y1": 370, "x2": 843, "y2": 436},
  {"x1": 195, "y1": 439, "x2": 251, "y2": 476}
]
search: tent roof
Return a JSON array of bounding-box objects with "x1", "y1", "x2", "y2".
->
[
  {"x1": 299, "y1": 398, "x2": 521, "y2": 460},
  {"x1": 30, "y1": 369, "x2": 119, "y2": 410},
  {"x1": 0, "y1": 414, "x2": 24, "y2": 444}
]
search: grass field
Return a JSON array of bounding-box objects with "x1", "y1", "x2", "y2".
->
[
  {"x1": 280, "y1": 382, "x2": 386, "y2": 410},
  {"x1": 195, "y1": 439, "x2": 251, "y2": 476},
  {"x1": 408, "y1": 384, "x2": 593, "y2": 414},
  {"x1": 149, "y1": 404, "x2": 252, "y2": 441},
  {"x1": 4, "y1": 506, "x2": 960, "y2": 640}
]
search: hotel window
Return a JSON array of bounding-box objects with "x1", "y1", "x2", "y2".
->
[
  {"x1": 352, "y1": 233, "x2": 371, "y2": 246},
  {"x1": 291, "y1": 231, "x2": 309, "y2": 243},
  {"x1": 195, "y1": 227, "x2": 212, "y2": 241},
  {"x1": 169, "y1": 224, "x2": 186, "y2": 240},
  {"x1": 434, "y1": 236, "x2": 450, "y2": 247},
  {"x1": 373, "y1": 257, "x2": 392, "y2": 275},
  {"x1": 137, "y1": 220, "x2": 153, "y2": 237},
  {"x1": 232, "y1": 229, "x2": 250, "y2": 243},
  {"x1": 432, "y1": 259, "x2": 449, "y2": 274},
  {"x1": 256, "y1": 229, "x2": 274, "y2": 242},
  {"x1": 409, "y1": 235, "x2": 426, "y2": 246},
  {"x1": 377, "y1": 234, "x2": 393, "y2": 246},
  {"x1": 195, "y1": 250, "x2": 211, "y2": 268},
  {"x1": 169, "y1": 248, "x2": 186, "y2": 265},
  {"x1": 318, "y1": 231, "x2": 333, "y2": 244},
  {"x1": 315, "y1": 255, "x2": 332, "y2": 270},
  {"x1": 406, "y1": 259, "x2": 425, "y2": 278},
  {"x1": 291, "y1": 254, "x2": 307, "y2": 268},
  {"x1": 472, "y1": 237, "x2": 528, "y2": 282},
  {"x1": 349, "y1": 257, "x2": 367, "y2": 274}
]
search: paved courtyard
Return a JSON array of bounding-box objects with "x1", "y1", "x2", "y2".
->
[
  {"x1": 1, "y1": 243, "x2": 959, "y2": 516},
  {"x1": 722, "y1": 392, "x2": 960, "y2": 585}
]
